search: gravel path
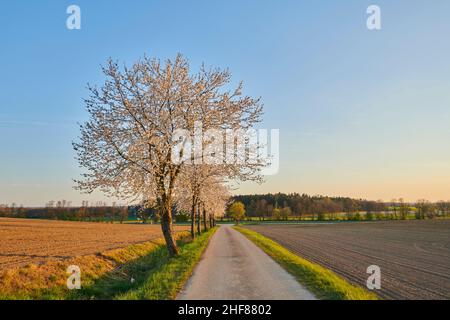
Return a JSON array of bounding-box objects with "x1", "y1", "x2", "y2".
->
[{"x1": 178, "y1": 225, "x2": 316, "y2": 300}]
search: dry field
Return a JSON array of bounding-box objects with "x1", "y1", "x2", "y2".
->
[
  {"x1": 0, "y1": 218, "x2": 188, "y2": 271},
  {"x1": 246, "y1": 220, "x2": 450, "y2": 300}
]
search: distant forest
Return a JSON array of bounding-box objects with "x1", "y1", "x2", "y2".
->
[
  {"x1": 229, "y1": 193, "x2": 450, "y2": 221},
  {"x1": 1, "y1": 193, "x2": 449, "y2": 222}
]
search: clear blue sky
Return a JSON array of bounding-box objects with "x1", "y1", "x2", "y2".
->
[{"x1": 1, "y1": 0, "x2": 450, "y2": 206}]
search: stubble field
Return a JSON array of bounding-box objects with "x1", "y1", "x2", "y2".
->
[
  {"x1": 245, "y1": 220, "x2": 450, "y2": 300},
  {"x1": 0, "y1": 218, "x2": 188, "y2": 271}
]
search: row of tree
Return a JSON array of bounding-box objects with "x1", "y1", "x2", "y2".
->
[{"x1": 72, "y1": 54, "x2": 264, "y2": 255}]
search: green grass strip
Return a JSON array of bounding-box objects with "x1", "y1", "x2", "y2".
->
[
  {"x1": 116, "y1": 227, "x2": 217, "y2": 300},
  {"x1": 234, "y1": 226, "x2": 377, "y2": 300}
]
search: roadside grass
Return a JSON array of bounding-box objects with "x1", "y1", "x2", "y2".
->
[
  {"x1": 234, "y1": 226, "x2": 377, "y2": 300},
  {"x1": 0, "y1": 252, "x2": 119, "y2": 300},
  {"x1": 0, "y1": 229, "x2": 215, "y2": 300},
  {"x1": 116, "y1": 227, "x2": 216, "y2": 300}
]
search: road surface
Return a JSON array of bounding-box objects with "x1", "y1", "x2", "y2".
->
[{"x1": 178, "y1": 225, "x2": 316, "y2": 300}]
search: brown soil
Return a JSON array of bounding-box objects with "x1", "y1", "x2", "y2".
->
[
  {"x1": 246, "y1": 220, "x2": 450, "y2": 300},
  {"x1": 0, "y1": 218, "x2": 188, "y2": 270}
]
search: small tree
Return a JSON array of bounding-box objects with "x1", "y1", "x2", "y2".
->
[
  {"x1": 398, "y1": 198, "x2": 409, "y2": 220},
  {"x1": 391, "y1": 199, "x2": 398, "y2": 219},
  {"x1": 119, "y1": 206, "x2": 128, "y2": 224},
  {"x1": 280, "y1": 206, "x2": 292, "y2": 221},
  {"x1": 272, "y1": 207, "x2": 281, "y2": 220},
  {"x1": 436, "y1": 201, "x2": 450, "y2": 217},
  {"x1": 415, "y1": 199, "x2": 431, "y2": 220},
  {"x1": 229, "y1": 202, "x2": 246, "y2": 224},
  {"x1": 110, "y1": 202, "x2": 116, "y2": 223},
  {"x1": 317, "y1": 211, "x2": 326, "y2": 221}
]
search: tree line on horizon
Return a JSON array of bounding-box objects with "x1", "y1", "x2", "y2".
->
[
  {"x1": 0, "y1": 201, "x2": 130, "y2": 223},
  {"x1": 2, "y1": 193, "x2": 450, "y2": 222},
  {"x1": 0, "y1": 200, "x2": 209, "y2": 224},
  {"x1": 229, "y1": 193, "x2": 450, "y2": 221}
]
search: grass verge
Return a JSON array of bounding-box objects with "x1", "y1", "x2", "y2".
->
[
  {"x1": 234, "y1": 226, "x2": 377, "y2": 300},
  {"x1": 114, "y1": 227, "x2": 216, "y2": 300},
  {"x1": 0, "y1": 228, "x2": 216, "y2": 300}
]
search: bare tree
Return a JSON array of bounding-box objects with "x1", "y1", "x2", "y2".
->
[
  {"x1": 391, "y1": 199, "x2": 398, "y2": 219},
  {"x1": 436, "y1": 201, "x2": 450, "y2": 217},
  {"x1": 74, "y1": 54, "x2": 262, "y2": 256},
  {"x1": 416, "y1": 199, "x2": 434, "y2": 219},
  {"x1": 398, "y1": 198, "x2": 409, "y2": 220},
  {"x1": 119, "y1": 205, "x2": 128, "y2": 224}
]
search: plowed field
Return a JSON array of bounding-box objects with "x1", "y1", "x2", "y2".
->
[
  {"x1": 245, "y1": 220, "x2": 450, "y2": 300},
  {"x1": 0, "y1": 218, "x2": 188, "y2": 270}
]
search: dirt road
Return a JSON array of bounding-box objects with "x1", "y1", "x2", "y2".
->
[
  {"x1": 246, "y1": 220, "x2": 450, "y2": 300},
  {"x1": 178, "y1": 225, "x2": 316, "y2": 300}
]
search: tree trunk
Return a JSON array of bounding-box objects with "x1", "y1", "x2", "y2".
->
[
  {"x1": 209, "y1": 214, "x2": 213, "y2": 229},
  {"x1": 160, "y1": 198, "x2": 179, "y2": 257},
  {"x1": 190, "y1": 199, "x2": 196, "y2": 239},
  {"x1": 203, "y1": 206, "x2": 208, "y2": 232},
  {"x1": 196, "y1": 208, "x2": 201, "y2": 235}
]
